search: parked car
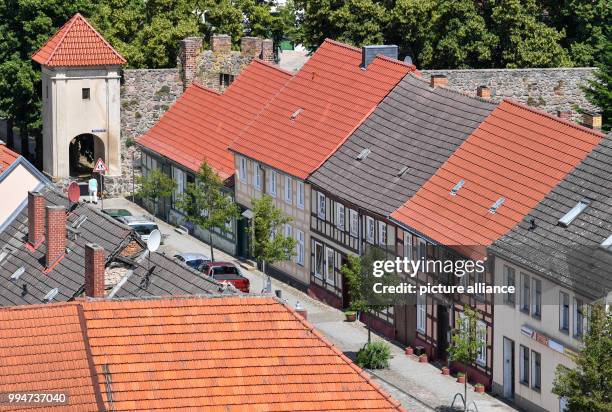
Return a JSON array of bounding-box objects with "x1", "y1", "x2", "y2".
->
[
  {"x1": 199, "y1": 262, "x2": 250, "y2": 293},
  {"x1": 174, "y1": 253, "x2": 211, "y2": 270},
  {"x1": 118, "y1": 216, "x2": 160, "y2": 242},
  {"x1": 102, "y1": 208, "x2": 132, "y2": 221}
]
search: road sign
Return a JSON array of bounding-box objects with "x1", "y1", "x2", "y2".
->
[{"x1": 93, "y1": 158, "x2": 108, "y2": 174}]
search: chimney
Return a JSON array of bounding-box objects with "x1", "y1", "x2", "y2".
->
[
  {"x1": 430, "y1": 74, "x2": 448, "y2": 88},
  {"x1": 28, "y1": 191, "x2": 45, "y2": 248},
  {"x1": 178, "y1": 37, "x2": 203, "y2": 89},
  {"x1": 361, "y1": 45, "x2": 398, "y2": 68},
  {"x1": 241, "y1": 37, "x2": 262, "y2": 58},
  {"x1": 583, "y1": 112, "x2": 602, "y2": 130},
  {"x1": 85, "y1": 243, "x2": 105, "y2": 298},
  {"x1": 211, "y1": 34, "x2": 232, "y2": 53},
  {"x1": 261, "y1": 39, "x2": 274, "y2": 63},
  {"x1": 477, "y1": 85, "x2": 491, "y2": 99},
  {"x1": 556, "y1": 110, "x2": 571, "y2": 120},
  {"x1": 45, "y1": 205, "x2": 66, "y2": 268}
]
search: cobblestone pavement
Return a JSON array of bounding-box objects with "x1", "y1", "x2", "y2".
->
[{"x1": 98, "y1": 198, "x2": 520, "y2": 412}]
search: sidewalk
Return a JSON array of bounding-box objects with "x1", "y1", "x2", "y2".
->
[{"x1": 96, "y1": 197, "x2": 518, "y2": 412}]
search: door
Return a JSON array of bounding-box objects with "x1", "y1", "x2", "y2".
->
[
  {"x1": 237, "y1": 216, "x2": 251, "y2": 258},
  {"x1": 394, "y1": 294, "x2": 417, "y2": 346},
  {"x1": 503, "y1": 337, "x2": 515, "y2": 399},
  {"x1": 340, "y1": 256, "x2": 350, "y2": 309},
  {"x1": 436, "y1": 305, "x2": 449, "y2": 360}
]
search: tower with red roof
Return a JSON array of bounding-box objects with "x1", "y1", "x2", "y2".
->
[{"x1": 32, "y1": 13, "x2": 126, "y2": 180}]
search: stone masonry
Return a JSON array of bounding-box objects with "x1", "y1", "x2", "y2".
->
[{"x1": 422, "y1": 68, "x2": 599, "y2": 123}]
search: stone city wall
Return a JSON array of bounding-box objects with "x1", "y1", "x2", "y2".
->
[{"x1": 421, "y1": 67, "x2": 598, "y2": 122}]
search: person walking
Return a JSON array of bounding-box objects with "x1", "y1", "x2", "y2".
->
[{"x1": 88, "y1": 177, "x2": 98, "y2": 203}]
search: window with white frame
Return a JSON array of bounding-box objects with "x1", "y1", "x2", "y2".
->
[
  {"x1": 325, "y1": 247, "x2": 335, "y2": 285},
  {"x1": 253, "y1": 162, "x2": 262, "y2": 190},
  {"x1": 476, "y1": 321, "x2": 487, "y2": 365},
  {"x1": 416, "y1": 293, "x2": 426, "y2": 333},
  {"x1": 284, "y1": 175, "x2": 292, "y2": 204},
  {"x1": 296, "y1": 230, "x2": 305, "y2": 266},
  {"x1": 520, "y1": 273, "x2": 530, "y2": 313},
  {"x1": 349, "y1": 209, "x2": 358, "y2": 237},
  {"x1": 531, "y1": 350, "x2": 541, "y2": 390},
  {"x1": 560, "y1": 292, "x2": 570, "y2": 332},
  {"x1": 503, "y1": 265, "x2": 516, "y2": 305},
  {"x1": 403, "y1": 232, "x2": 413, "y2": 260},
  {"x1": 314, "y1": 242, "x2": 323, "y2": 278},
  {"x1": 317, "y1": 192, "x2": 326, "y2": 219},
  {"x1": 417, "y1": 238, "x2": 427, "y2": 260},
  {"x1": 519, "y1": 345, "x2": 529, "y2": 385},
  {"x1": 378, "y1": 221, "x2": 387, "y2": 246},
  {"x1": 475, "y1": 269, "x2": 485, "y2": 300},
  {"x1": 573, "y1": 297, "x2": 584, "y2": 338},
  {"x1": 284, "y1": 224, "x2": 292, "y2": 239},
  {"x1": 335, "y1": 203, "x2": 345, "y2": 230},
  {"x1": 366, "y1": 216, "x2": 375, "y2": 243},
  {"x1": 296, "y1": 181, "x2": 304, "y2": 209},
  {"x1": 532, "y1": 278, "x2": 541, "y2": 318},
  {"x1": 238, "y1": 156, "x2": 247, "y2": 182},
  {"x1": 268, "y1": 169, "x2": 277, "y2": 196}
]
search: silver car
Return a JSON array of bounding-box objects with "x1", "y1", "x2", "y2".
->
[
  {"x1": 118, "y1": 216, "x2": 160, "y2": 241},
  {"x1": 174, "y1": 253, "x2": 211, "y2": 270}
]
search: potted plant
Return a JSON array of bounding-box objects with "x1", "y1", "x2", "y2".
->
[
  {"x1": 474, "y1": 383, "x2": 485, "y2": 393},
  {"x1": 441, "y1": 366, "x2": 450, "y2": 375},
  {"x1": 405, "y1": 346, "x2": 414, "y2": 356},
  {"x1": 419, "y1": 353, "x2": 428, "y2": 363},
  {"x1": 456, "y1": 372, "x2": 466, "y2": 383},
  {"x1": 345, "y1": 310, "x2": 357, "y2": 322}
]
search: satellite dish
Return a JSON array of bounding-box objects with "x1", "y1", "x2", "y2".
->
[
  {"x1": 147, "y1": 229, "x2": 162, "y2": 253},
  {"x1": 67, "y1": 181, "x2": 80, "y2": 203}
]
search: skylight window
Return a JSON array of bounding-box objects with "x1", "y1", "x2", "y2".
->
[
  {"x1": 10, "y1": 267, "x2": 25, "y2": 281},
  {"x1": 450, "y1": 179, "x2": 465, "y2": 196},
  {"x1": 290, "y1": 108, "x2": 304, "y2": 120},
  {"x1": 558, "y1": 199, "x2": 590, "y2": 227},
  {"x1": 397, "y1": 166, "x2": 409, "y2": 177},
  {"x1": 356, "y1": 148, "x2": 371, "y2": 161},
  {"x1": 43, "y1": 287, "x2": 59, "y2": 303},
  {"x1": 489, "y1": 197, "x2": 505, "y2": 214},
  {"x1": 600, "y1": 234, "x2": 612, "y2": 251}
]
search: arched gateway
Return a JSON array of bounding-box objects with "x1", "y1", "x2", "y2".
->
[{"x1": 32, "y1": 13, "x2": 126, "y2": 180}]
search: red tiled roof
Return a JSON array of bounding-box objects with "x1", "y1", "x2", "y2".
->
[
  {"x1": 0, "y1": 304, "x2": 101, "y2": 411},
  {"x1": 229, "y1": 39, "x2": 417, "y2": 179},
  {"x1": 32, "y1": 13, "x2": 126, "y2": 67},
  {"x1": 0, "y1": 297, "x2": 405, "y2": 411},
  {"x1": 0, "y1": 144, "x2": 19, "y2": 173},
  {"x1": 137, "y1": 60, "x2": 292, "y2": 179},
  {"x1": 391, "y1": 99, "x2": 604, "y2": 259}
]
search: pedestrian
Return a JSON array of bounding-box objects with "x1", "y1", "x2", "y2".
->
[{"x1": 88, "y1": 176, "x2": 98, "y2": 203}]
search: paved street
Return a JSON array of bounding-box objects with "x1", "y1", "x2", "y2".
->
[{"x1": 97, "y1": 197, "x2": 519, "y2": 412}]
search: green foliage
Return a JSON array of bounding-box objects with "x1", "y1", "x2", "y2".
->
[
  {"x1": 136, "y1": 168, "x2": 176, "y2": 215},
  {"x1": 341, "y1": 254, "x2": 367, "y2": 313},
  {"x1": 584, "y1": 39, "x2": 612, "y2": 131},
  {"x1": 553, "y1": 304, "x2": 612, "y2": 412},
  {"x1": 175, "y1": 161, "x2": 239, "y2": 259},
  {"x1": 251, "y1": 194, "x2": 296, "y2": 268},
  {"x1": 448, "y1": 305, "x2": 481, "y2": 366},
  {"x1": 356, "y1": 341, "x2": 391, "y2": 369}
]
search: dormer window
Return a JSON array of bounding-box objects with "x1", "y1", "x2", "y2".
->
[
  {"x1": 558, "y1": 199, "x2": 591, "y2": 227},
  {"x1": 220, "y1": 73, "x2": 235, "y2": 88}
]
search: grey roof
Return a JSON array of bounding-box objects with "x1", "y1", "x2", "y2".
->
[
  {"x1": 490, "y1": 134, "x2": 612, "y2": 301},
  {"x1": 308, "y1": 73, "x2": 496, "y2": 216}
]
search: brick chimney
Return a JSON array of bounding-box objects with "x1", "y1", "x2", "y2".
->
[
  {"x1": 430, "y1": 74, "x2": 448, "y2": 88},
  {"x1": 211, "y1": 34, "x2": 232, "y2": 53},
  {"x1": 241, "y1": 37, "x2": 262, "y2": 58},
  {"x1": 477, "y1": 85, "x2": 491, "y2": 99},
  {"x1": 45, "y1": 205, "x2": 66, "y2": 268},
  {"x1": 583, "y1": 112, "x2": 602, "y2": 130},
  {"x1": 85, "y1": 243, "x2": 105, "y2": 298},
  {"x1": 262, "y1": 39, "x2": 274, "y2": 63},
  {"x1": 557, "y1": 110, "x2": 571, "y2": 120},
  {"x1": 28, "y1": 191, "x2": 45, "y2": 248},
  {"x1": 178, "y1": 37, "x2": 203, "y2": 89}
]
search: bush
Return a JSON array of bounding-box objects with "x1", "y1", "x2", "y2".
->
[{"x1": 356, "y1": 341, "x2": 391, "y2": 369}]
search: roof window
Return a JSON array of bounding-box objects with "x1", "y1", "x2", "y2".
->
[
  {"x1": 397, "y1": 166, "x2": 409, "y2": 177},
  {"x1": 43, "y1": 287, "x2": 59, "y2": 303},
  {"x1": 450, "y1": 179, "x2": 465, "y2": 196},
  {"x1": 10, "y1": 267, "x2": 25, "y2": 281},
  {"x1": 356, "y1": 148, "x2": 371, "y2": 161},
  {"x1": 489, "y1": 197, "x2": 505, "y2": 214},
  {"x1": 558, "y1": 199, "x2": 590, "y2": 227},
  {"x1": 290, "y1": 108, "x2": 304, "y2": 120},
  {"x1": 600, "y1": 234, "x2": 612, "y2": 251}
]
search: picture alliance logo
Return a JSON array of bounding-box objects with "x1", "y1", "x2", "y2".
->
[{"x1": 372, "y1": 257, "x2": 486, "y2": 278}]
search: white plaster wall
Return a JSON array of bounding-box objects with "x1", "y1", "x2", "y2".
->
[{"x1": 0, "y1": 164, "x2": 43, "y2": 227}]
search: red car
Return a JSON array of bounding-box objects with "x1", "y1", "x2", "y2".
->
[{"x1": 199, "y1": 262, "x2": 250, "y2": 293}]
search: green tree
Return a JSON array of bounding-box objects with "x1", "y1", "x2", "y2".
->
[
  {"x1": 136, "y1": 168, "x2": 176, "y2": 217},
  {"x1": 251, "y1": 194, "x2": 296, "y2": 275},
  {"x1": 175, "y1": 161, "x2": 239, "y2": 261},
  {"x1": 584, "y1": 38, "x2": 612, "y2": 131},
  {"x1": 447, "y1": 305, "x2": 481, "y2": 411},
  {"x1": 553, "y1": 304, "x2": 611, "y2": 412}
]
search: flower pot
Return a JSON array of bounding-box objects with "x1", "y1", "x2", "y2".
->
[
  {"x1": 474, "y1": 385, "x2": 485, "y2": 394},
  {"x1": 405, "y1": 347, "x2": 414, "y2": 356},
  {"x1": 457, "y1": 376, "x2": 466, "y2": 384},
  {"x1": 345, "y1": 313, "x2": 356, "y2": 322},
  {"x1": 441, "y1": 367, "x2": 450, "y2": 375},
  {"x1": 419, "y1": 354, "x2": 428, "y2": 363}
]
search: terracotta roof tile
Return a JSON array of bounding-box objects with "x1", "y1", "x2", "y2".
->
[
  {"x1": 32, "y1": 13, "x2": 126, "y2": 67},
  {"x1": 391, "y1": 99, "x2": 603, "y2": 258},
  {"x1": 137, "y1": 60, "x2": 292, "y2": 179},
  {"x1": 0, "y1": 297, "x2": 403, "y2": 411},
  {"x1": 0, "y1": 144, "x2": 19, "y2": 173},
  {"x1": 229, "y1": 39, "x2": 417, "y2": 179}
]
